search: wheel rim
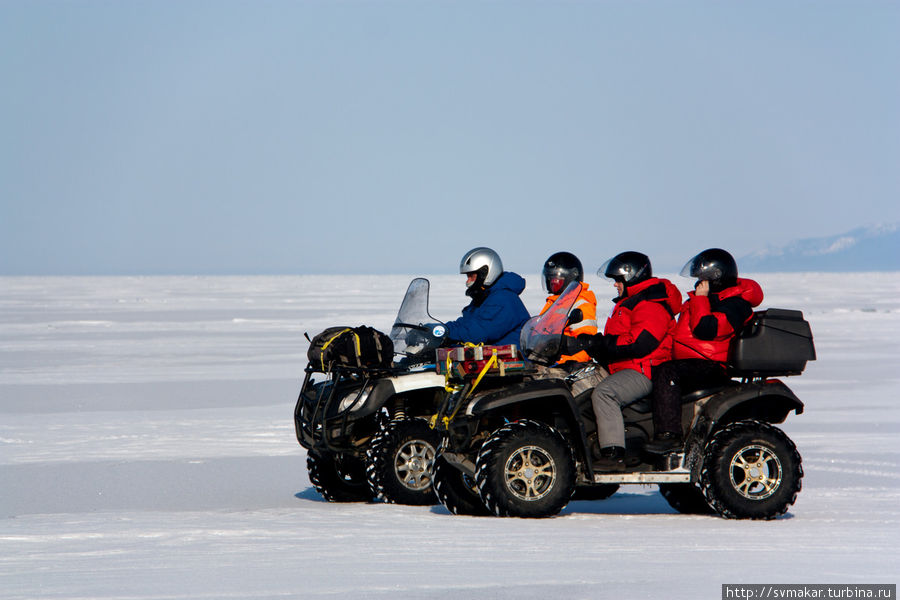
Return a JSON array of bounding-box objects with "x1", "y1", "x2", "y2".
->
[
  {"x1": 729, "y1": 444, "x2": 783, "y2": 500},
  {"x1": 394, "y1": 439, "x2": 436, "y2": 491},
  {"x1": 504, "y1": 445, "x2": 556, "y2": 502}
]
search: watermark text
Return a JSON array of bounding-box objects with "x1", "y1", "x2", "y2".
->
[{"x1": 722, "y1": 585, "x2": 895, "y2": 599}]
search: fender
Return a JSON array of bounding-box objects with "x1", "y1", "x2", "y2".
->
[
  {"x1": 349, "y1": 370, "x2": 446, "y2": 419},
  {"x1": 686, "y1": 379, "x2": 804, "y2": 470},
  {"x1": 465, "y1": 379, "x2": 593, "y2": 466},
  {"x1": 674, "y1": 379, "x2": 804, "y2": 482},
  {"x1": 466, "y1": 379, "x2": 575, "y2": 416}
]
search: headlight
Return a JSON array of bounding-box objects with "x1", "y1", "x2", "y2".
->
[{"x1": 338, "y1": 385, "x2": 372, "y2": 413}]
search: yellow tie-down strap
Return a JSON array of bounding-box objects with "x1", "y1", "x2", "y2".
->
[
  {"x1": 432, "y1": 352, "x2": 498, "y2": 429},
  {"x1": 469, "y1": 352, "x2": 498, "y2": 393},
  {"x1": 442, "y1": 342, "x2": 482, "y2": 389},
  {"x1": 319, "y1": 328, "x2": 360, "y2": 371}
]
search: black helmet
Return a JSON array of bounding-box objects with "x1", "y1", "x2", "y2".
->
[
  {"x1": 681, "y1": 248, "x2": 738, "y2": 290},
  {"x1": 599, "y1": 251, "x2": 652, "y2": 287},
  {"x1": 542, "y1": 251, "x2": 583, "y2": 294}
]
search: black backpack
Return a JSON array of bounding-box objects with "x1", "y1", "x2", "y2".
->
[{"x1": 306, "y1": 326, "x2": 394, "y2": 372}]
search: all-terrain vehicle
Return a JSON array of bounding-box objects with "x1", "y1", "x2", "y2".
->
[
  {"x1": 295, "y1": 278, "x2": 454, "y2": 505},
  {"x1": 432, "y1": 281, "x2": 816, "y2": 519}
]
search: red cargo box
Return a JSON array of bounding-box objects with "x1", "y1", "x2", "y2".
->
[{"x1": 435, "y1": 344, "x2": 529, "y2": 380}]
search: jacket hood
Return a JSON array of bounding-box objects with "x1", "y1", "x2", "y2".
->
[
  {"x1": 658, "y1": 278, "x2": 684, "y2": 315},
  {"x1": 489, "y1": 271, "x2": 527, "y2": 295},
  {"x1": 619, "y1": 277, "x2": 682, "y2": 313},
  {"x1": 702, "y1": 277, "x2": 764, "y2": 307}
]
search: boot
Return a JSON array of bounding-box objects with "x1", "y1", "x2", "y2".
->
[
  {"x1": 593, "y1": 446, "x2": 626, "y2": 472},
  {"x1": 644, "y1": 432, "x2": 683, "y2": 454}
]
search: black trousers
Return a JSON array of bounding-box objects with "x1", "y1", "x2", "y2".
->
[{"x1": 651, "y1": 359, "x2": 728, "y2": 435}]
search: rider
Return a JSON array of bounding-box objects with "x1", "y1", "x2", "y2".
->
[
  {"x1": 538, "y1": 252, "x2": 598, "y2": 364},
  {"x1": 644, "y1": 248, "x2": 764, "y2": 453},
  {"x1": 443, "y1": 247, "x2": 531, "y2": 346},
  {"x1": 567, "y1": 251, "x2": 681, "y2": 471}
]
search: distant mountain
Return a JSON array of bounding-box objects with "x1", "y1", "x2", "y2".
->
[{"x1": 740, "y1": 223, "x2": 900, "y2": 272}]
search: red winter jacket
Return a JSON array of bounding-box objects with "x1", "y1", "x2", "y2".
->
[
  {"x1": 672, "y1": 278, "x2": 764, "y2": 362},
  {"x1": 588, "y1": 277, "x2": 682, "y2": 377}
]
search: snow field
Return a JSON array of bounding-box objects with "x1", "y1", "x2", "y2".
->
[{"x1": 1, "y1": 273, "x2": 898, "y2": 599}]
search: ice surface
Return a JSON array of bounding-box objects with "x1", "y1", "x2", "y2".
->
[{"x1": 1, "y1": 273, "x2": 899, "y2": 599}]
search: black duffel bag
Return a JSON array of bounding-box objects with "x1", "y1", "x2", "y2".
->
[{"x1": 306, "y1": 326, "x2": 394, "y2": 371}]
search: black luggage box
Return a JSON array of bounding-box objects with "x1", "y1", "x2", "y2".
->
[{"x1": 729, "y1": 308, "x2": 816, "y2": 375}]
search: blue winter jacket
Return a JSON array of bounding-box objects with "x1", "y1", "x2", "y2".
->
[{"x1": 445, "y1": 271, "x2": 531, "y2": 346}]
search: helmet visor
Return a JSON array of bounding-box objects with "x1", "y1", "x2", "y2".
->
[
  {"x1": 599, "y1": 257, "x2": 634, "y2": 283},
  {"x1": 679, "y1": 258, "x2": 697, "y2": 279},
  {"x1": 680, "y1": 254, "x2": 719, "y2": 281},
  {"x1": 543, "y1": 276, "x2": 567, "y2": 294}
]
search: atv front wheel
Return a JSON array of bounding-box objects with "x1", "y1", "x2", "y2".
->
[
  {"x1": 433, "y1": 453, "x2": 490, "y2": 516},
  {"x1": 474, "y1": 420, "x2": 575, "y2": 518},
  {"x1": 366, "y1": 418, "x2": 442, "y2": 505},
  {"x1": 307, "y1": 449, "x2": 372, "y2": 502},
  {"x1": 658, "y1": 483, "x2": 713, "y2": 515},
  {"x1": 700, "y1": 420, "x2": 802, "y2": 519}
]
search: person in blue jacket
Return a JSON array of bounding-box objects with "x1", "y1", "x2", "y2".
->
[{"x1": 444, "y1": 247, "x2": 530, "y2": 346}]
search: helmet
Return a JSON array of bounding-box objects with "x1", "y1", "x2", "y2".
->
[
  {"x1": 542, "y1": 251, "x2": 583, "y2": 294},
  {"x1": 459, "y1": 247, "x2": 503, "y2": 288},
  {"x1": 599, "y1": 251, "x2": 652, "y2": 287},
  {"x1": 680, "y1": 248, "x2": 738, "y2": 289}
]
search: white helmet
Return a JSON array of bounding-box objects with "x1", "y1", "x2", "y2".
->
[{"x1": 459, "y1": 247, "x2": 503, "y2": 287}]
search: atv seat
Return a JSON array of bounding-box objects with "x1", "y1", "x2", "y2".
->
[
  {"x1": 624, "y1": 383, "x2": 732, "y2": 415},
  {"x1": 681, "y1": 384, "x2": 731, "y2": 404}
]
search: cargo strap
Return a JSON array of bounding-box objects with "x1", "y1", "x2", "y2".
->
[
  {"x1": 431, "y1": 351, "x2": 497, "y2": 430},
  {"x1": 442, "y1": 342, "x2": 483, "y2": 391},
  {"x1": 319, "y1": 328, "x2": 360, "y2": 371}
]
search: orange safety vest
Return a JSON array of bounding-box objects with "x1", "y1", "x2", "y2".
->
[{"x1": 539, "y1": 282, "x2": 598, "y2": 363}]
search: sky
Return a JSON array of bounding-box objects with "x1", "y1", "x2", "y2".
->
[{"x1": 2, "y1": 1, "x2": 898, "y2": 276}]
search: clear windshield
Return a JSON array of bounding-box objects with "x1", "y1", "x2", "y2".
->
[
  {"x1": 390, "y1": 278, "x2": 446, "y2": 363},
  {"x1": 519, "y1": 281, "x2": 583, "y2": 365}
]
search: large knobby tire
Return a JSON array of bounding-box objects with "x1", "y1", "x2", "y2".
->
[
  {"x1": 658, "y1": 483, "x2": 714, "y2": 515},
  {"x1": 433, "y1": 453, "x2": 490, "y2": 516},
  {"x1": 475, "y1": 420, "x2": 576, "y2": 518},
  {"x1": 307, "y1": 449, "x2": 373, "y2": 502},
  {"x1": 700, "y1": 420, "x2": 803, "y2": 520},
  {"x1": 366, "y1": 418, "x2": 442, "y2": 505}
]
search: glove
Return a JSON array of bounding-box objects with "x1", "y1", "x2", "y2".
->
[
  {"x1": 585, "y1": 333, "x2": 609, "y2": 361},
  {"x1": 564, "y1": 333, "x2": 604, "y2": 358},
  {"x1": 405, "y1": 328, "x2": 427, "y2": 346},
  {"x1": 565, "y1": 308, "x2": 584, "y2": 329},
  {"x1": 562, "y1": 334, "x2": 588, "y2": 355},
  {"x1": 405, "y1": 323, "x2": 447, "y2": 347}
]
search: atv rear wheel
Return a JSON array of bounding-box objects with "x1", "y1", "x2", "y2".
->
[
  {"x1": 475, "y1": 420, "x2": 575, "y2": 518},
  {"x1": 700, "y1": 420, "x2": 802, "y2": 520},
  {"x1": 307, "y1": 449, "x2": 372, "y2": 502},
  {"x1": 366, "y1": 418, "x2": 441, "y2": 505},
  {"x1": 658, "y1": 483, "x2": 713, "y2": 515},
  {"x1": 433, "y1": 453, "x2": 490, "y2": 516}
]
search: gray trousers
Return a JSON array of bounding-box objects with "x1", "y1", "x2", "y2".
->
[{"x1": 591, "y1": 368, "x2": 652, "y2": 449}]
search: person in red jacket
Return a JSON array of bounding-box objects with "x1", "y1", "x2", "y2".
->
[
  {"x1": 567, "y1": 251, "x2": 682, "y2": 471},
  {"x1": 538, "y1": 252, "x2": 598, "y2": 364},
  {"x1": 644, "y1": 248, "x2": 764, "y2": 454}
]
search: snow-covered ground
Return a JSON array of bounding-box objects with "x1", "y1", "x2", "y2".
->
[{"x1": 1, "y1": 273, "x2": 898, "y2": 599}]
